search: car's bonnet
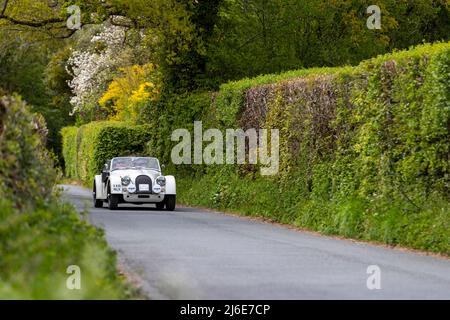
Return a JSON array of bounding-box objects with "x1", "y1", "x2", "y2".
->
[{"x1": 110, "y1": 169, "x2": 161, "y2": 182}]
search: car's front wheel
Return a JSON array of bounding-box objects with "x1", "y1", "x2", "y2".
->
[
  {"x1": 108, "y1": 194, "x2": 119, "y2": 210},
  {"x1": 165, "y1": 195, "x2": 176, "y2": 211},
  {"x1": 93, "y1": 184, "x2": 103, "y2": 208}
]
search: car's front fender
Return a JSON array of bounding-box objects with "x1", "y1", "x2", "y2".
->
[
  {"x1": 94, "y1": 175, "x2": 107, "y2": 199},
  {"x1": 165, "y1": 176, "x2": 176, "y2": 195}
]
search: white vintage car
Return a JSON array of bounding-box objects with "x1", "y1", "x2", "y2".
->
[{"x1": 93, "y1": 157, "x2": 176, "y2": 211}]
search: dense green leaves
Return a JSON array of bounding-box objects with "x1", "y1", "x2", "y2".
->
[
  {"x1": 0, "y1": 198, "x2": 136, "y2": 299},
  {"x1": 205, "y1": 0, "x2": 449, "y2": 84},
  {"x1": 0, "y1": 95, "x2": 57, "y2": 207},
  {"x1": 3, "y1": 0, "x2": 448, "y2": 105},
  {"x1": 0, "y1": 29, "x2": 74, "y2": 163}
]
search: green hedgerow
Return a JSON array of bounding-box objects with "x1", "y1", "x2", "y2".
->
[{"x1": 62, "y1": 121, "x2": 152, "y2": 186}]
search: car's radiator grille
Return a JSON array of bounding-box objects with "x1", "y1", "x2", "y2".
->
[{"x1": 135, "y1": 175, "x2": 152, "y2": 194}]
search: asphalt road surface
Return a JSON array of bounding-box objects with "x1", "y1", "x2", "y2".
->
[{"x1": 62, "y1": 185, "x2": 450, "y2": 300}]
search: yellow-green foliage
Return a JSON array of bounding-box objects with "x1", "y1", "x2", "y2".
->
[
  {"x1": 61, "y1": 126, "x2": 78, "y2": 179},
  {"x1": 62, "y1": 121, "x2": 152, "y2": 185},
  {"x1": 99, "y1": 64, "x2": 161, "y2": 123}
]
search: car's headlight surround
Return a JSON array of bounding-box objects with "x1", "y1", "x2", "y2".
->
[
  {"x1": 156, "y1": 176, "x2": 166, "y2": 186},
  {"x1": 121, "y1": 176, "x2": 131, "y2": 186}
]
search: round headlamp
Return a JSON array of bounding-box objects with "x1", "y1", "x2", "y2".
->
[
  {"x1": 121, "y1": 176, "x2": 131, "y2": 186},
  {"x1": 156, "y1": 176, "x2": 166, "y2": 186}
]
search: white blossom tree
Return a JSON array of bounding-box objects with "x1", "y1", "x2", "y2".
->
[{"x1": 67, "y1": 24, "x2": 128, "y2": 116}]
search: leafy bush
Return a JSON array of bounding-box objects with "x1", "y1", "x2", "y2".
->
[
  {"x1": 0, "y1": 197, "x2": 136, "y2": 299},
  {"x1": 0, "y1": 94, "x2": 137, "y2": 299},
  {"x1": 98, "y1": 64, "x2": 161, "y2": 122},
  {"x1": 0, "y1": 95, "x2": 57, "y2": 207},
  {"x1": 62, "y1": 121, "x2": 152, "y2": 185}
]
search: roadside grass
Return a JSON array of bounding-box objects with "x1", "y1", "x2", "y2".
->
[{"x1": 0, "y1": 197, "x2": 144, "y2": 299}]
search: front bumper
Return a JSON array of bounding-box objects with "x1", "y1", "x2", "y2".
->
[{"x1": 122, "y1": 193, "x2": 165, "y2": 203}]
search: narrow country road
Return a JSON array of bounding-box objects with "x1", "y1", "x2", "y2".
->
[{"x1": 62, "y1": 185, "x2": 450, "y2": 300}]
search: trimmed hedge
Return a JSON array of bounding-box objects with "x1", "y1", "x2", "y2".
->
[
  {"x1": 61, "y1": 126, "x2": 78, "y2": 179},
  {"x1": 62, "y1": 121, "x2": 152, "y2": 185}
]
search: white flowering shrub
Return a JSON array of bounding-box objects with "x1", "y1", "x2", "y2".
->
[{"x1": 67, "y1": 25, "x2": 127, "y2": 116}]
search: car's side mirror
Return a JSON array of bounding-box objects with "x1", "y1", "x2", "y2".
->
[{"x1": 161, "y1": 164, "x2": 166, "y2": 171}]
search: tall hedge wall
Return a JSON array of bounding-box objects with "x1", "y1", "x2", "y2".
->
[{"x1": 62, "y1": 121, "x2": 152, "y2": 185}]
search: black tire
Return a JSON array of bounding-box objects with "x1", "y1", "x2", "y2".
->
[
  {"x1": 165, "y1": 195, "x2": 176, "y2": 211},
  {"x1": 93, "y1": 184, "x2": 103, "y2": 208},
  {"x1": 155, "y1": 202, "x2": 165, "y2": 210},
  {"x1": 108, "y1": 194, "x2": 119, "y2": 210}
]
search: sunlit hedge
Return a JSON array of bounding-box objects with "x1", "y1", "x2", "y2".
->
[{"x1": 62, "y1": 121, "x2": 152, "y2": 185}]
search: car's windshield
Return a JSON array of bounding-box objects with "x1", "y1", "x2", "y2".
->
[{"x1": 111, "y1": 157, "x2": 159, "y2": 171}]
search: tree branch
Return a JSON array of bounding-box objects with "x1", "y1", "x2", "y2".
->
[
  {"x1": 1, "y1": 0, "x2": 8, "y2": 16},
  {"x1": 109, "y1": 15, "x2": 133, "y2": 28},
  {"x1": 0, "y1": 14, "x2": 65, "y2": 28}
]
